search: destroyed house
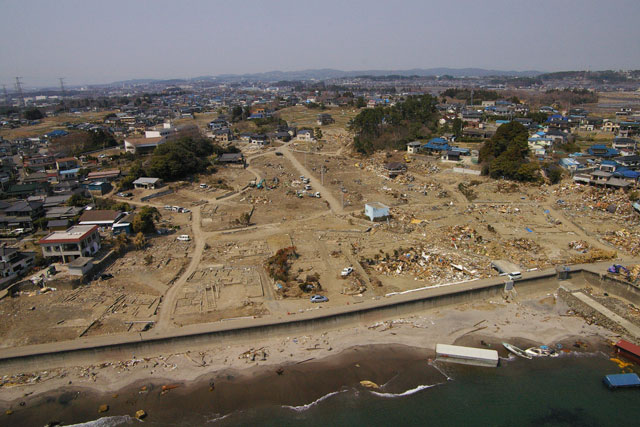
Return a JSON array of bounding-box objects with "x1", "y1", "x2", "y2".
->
[
  {"x1": 384, "y1": 162, "x2": 407, "y2": 177},
  {"x1": 0, "y1": 246, "x2": 35, "y2": 289}
]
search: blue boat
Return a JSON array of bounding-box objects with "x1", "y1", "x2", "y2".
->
[{"x1": 603, "y1": 373, "x2": 640, "y2": 389}]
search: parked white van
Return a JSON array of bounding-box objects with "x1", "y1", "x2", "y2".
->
[{"x1": 177, "y1": 235, "x2": 191, "y2": 241}]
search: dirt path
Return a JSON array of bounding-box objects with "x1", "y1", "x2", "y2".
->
[
  {"x1": 281, "y1": 145, "x2": 344, "y2": 214},
  {"x1": 156, "y1": 207, "x2": 205, "y2": 330}
]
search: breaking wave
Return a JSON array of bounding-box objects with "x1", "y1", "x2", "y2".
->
[
  {"x1": 370, "y1": 383, "x2": 440, "y2": 398},
  {"x1": 283, "y1": 389, "x2": 346, "y2": 412},
  {"x1": 66, "y1": 415, "x2": 140, "y2": 426},
  {"x1": 206, "y1": 412, "x2": 233, "y2": 423}
]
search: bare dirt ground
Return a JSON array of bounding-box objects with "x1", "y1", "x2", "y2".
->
[{"x1": 2, "y1": 107, "x2": 639, "y2": 347}]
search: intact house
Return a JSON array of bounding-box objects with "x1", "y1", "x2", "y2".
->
[
  {"x1": 587, "y1": 144, "x2": 619, "y2": 158},
  {"x1": 0, "y1": 200, "x2": 44, "y2": 230},
  {"x1": 216, "y1": 152, "x2": 245, "y2": 168},
  {"x1": 0, "y1": 246, "x2": 35, "y2": 289},
  {"x1": 364, "y1": 202, "x2": 390, "y2": 221},
  {"x1": 38, "y1": 225, "x2": 101, "y2": 263},
  {"x1": 86, "y1": 169, "x2": 121, "y2": 182},
  {"x1": 250, "y1": 134, "x2": 269, "y2": 146},
  {"x1": 612, "y1": 137, "x2": 637, "y2": 153},
  {"x1": 132, "y1": 177, "x2": 163, "y2": 190},
  {"x1": 78, "y1": 209, "x2": 125, "y2": 230},
  {"x1": 124, "y1": 136, "x2": 166, "y2": 154},
  {"x1": 55, "y1": 157, "x2": 78, "y2": 170},
  {"x1": 317, "y1": 114, "x2": 335, "y2": 126},
  {"x1": 214, "y1": 128, "x2": 233, "y2": 143},
  {"x1": 406, "y1": 141, "x2": 422, "y2": 154},
  {"x1": 297, "y1": 129, "x2": 314, "y2": 142}
]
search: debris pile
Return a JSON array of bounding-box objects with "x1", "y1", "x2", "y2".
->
[
  {"x1": 601, "y1": 229, "x2": 640, "y2": 256},
  {"x1": 362, "y1": 245, "x2": 489, "y2": 285},
  {"x1": 569, "y1": 248, "x2": 617, "y2": 264}
]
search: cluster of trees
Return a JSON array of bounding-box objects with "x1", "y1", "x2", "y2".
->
[
  {"x1": 542, "y1": 88, "x2": 597, "y2": 105},
  {"x1": 118, "y1": 137, "x2": 237, "y2": 188},
  {"x1": 132, "y1": 206, "x2": 159, "y2": 234},
  {"x1": 479, "y1": 121, "x2": 539, "y2": 182},
  {"x1": 441, "y1": 89, "x2": 500, "y2": 104},
  {"x1": 52, "y1": 129, "x2": 117, "y2": 156},
  {"x1": 349, "y1": 95, "x2": 439, "y2": 154},
  {"x1": 146, "y1": 137, "x2": 217, "y2": 181},
  {"x1": 24, "y1": 108, "x2": 44, "y2": 120}
]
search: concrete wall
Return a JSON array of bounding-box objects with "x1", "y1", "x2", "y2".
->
[{"x1": 580, "y1": 270, "x2": 640, "y2": 306}]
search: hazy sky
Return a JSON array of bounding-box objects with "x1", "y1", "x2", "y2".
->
[{"x1": 2, "y1": 0, "x2": 640, "y2": 87}]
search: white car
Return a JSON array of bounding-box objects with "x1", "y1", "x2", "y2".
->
[
  {"x1": 341, "y1": 267, "x2": 354, "y2": 277},
  {"x1": 177, "y1": 235, "x2": 191, "y2": 241}
]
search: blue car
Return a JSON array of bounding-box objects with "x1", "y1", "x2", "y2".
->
[{"x1": 310, "y1": 295, "x2": 328, "y2": 303}]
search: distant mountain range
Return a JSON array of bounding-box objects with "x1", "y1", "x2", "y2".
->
[{"x1": 104, "y1": 68, "x2": 543, "y2": 87}]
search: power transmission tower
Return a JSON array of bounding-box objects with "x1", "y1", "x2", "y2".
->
[
  {"x1": 15, "y1": 77, "x2": 25, "y2": 107},
  {"x1": 59, "y1": 77, "x2": 66, "y2": 98},
  {"x1": 2, "y1": 85, "x2": 8, "y2": 105}
]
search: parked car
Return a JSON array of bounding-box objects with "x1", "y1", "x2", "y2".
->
[
  {"x1": 117, "y1": 192, "x2": 133, "y2": 197},
  {"x1": 199, "y1": 183, "x2": 208, "y2": 189},
  {"x1": 177, "y1": 235, "x2": 191, "y2": 241},
  {"x1": 341, "y1": 267, "x2": 354, "y2": 277},
  {"x1": 310, "y1": 295, "x2": 328, "y2": 303},
  {"x1": 275, "y1": 151, "x2": 283, "y2": 156},
  {"x1": 100, "y1": 273, "x2": 114, "y2": 280}
]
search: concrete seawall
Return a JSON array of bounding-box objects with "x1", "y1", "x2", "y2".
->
[
  {"x1": 0, "y1": 268, "x2": 563, "y2": 374},
  {"x1": 579, "y1": 270, "x2": 640, "y2": 306}
]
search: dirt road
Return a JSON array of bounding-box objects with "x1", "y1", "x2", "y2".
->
[
  {"x1": 281, "y1": 146, "x2": 344, "y2": 214},
  {"x1": 156, "y1": 206, "x2": 205, "y2": 330}
]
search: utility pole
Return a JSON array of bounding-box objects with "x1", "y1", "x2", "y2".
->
[
  {"x1": 321, "y1": 165, "x2": 324, "y2": 185},
  {"x1": 15, "y1": 77, "x2": 25, "y2": 107}
]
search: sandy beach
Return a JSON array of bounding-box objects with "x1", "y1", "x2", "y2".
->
[{"x1": 0, "y1": 286, "x2": 622, "y2": 425}]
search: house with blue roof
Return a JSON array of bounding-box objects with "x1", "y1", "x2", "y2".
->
[
  {"x1": 587, "y1": 144, "x2": 619, "y2": 158},
  {"x1": 559, "y1": 157, "x2": 581, "y2": 171},
  {"x1": 422, "y1": 138, "x2": 450, "y2": 154}
]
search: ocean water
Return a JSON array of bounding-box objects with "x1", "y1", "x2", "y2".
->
[
  {"x1": 211, "y1": 353, "x2": 640, "y2": 427},
  {"x1": 8, "y1": 350, "x2": 640, "y2": 426}
]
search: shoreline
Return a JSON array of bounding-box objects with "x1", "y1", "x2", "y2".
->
[
  {"x1": 0, "y1": 287, "x2": 623, "y2": 424},
  {"x1": 0, "y1": 337, "x2": 615, "y2": 426}
]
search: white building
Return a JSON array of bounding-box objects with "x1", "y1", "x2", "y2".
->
[
  {"x1": 38, "y1": 225, "x2": 101, "y2": 263},
  {"x1": 364, "y1": 202, "x2": 390, "y2": 221}
]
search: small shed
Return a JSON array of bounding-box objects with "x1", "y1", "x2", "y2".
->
[
  {"x1": 47, "y1": 219, "x2": 70, "y2": 231},
  {"x1": 67, "y1": 256, "x2": 94, "y2": 277},
  {"x1": 86, "y1": 181, "x2": 112, "y2": 195},
  {"x1": 364, "y1": 202, "x2": 390, "y2": 221}
]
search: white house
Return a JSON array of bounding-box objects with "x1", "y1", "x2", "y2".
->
[
  {"x1": 297, "y1": 130, "x2": 314, "y2": 142},
  {"x1": 364, "y1": 202, "x2": 390, "y2": 221},
  {"x1": 406, "y1": 141, "x2": 421, "y2": 154}
]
